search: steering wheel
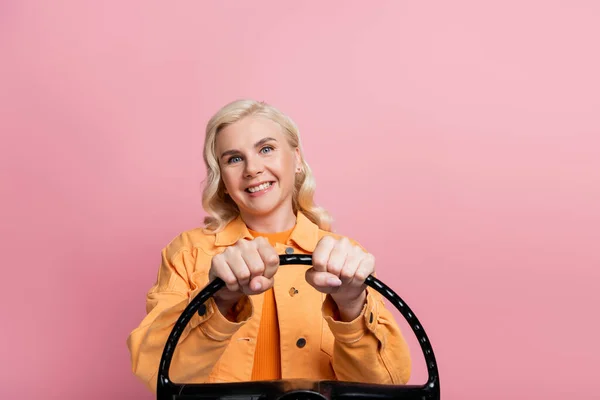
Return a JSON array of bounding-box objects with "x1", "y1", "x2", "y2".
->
[{"x1": 157, "y1": 254, "x2": 440, "y2": 400}]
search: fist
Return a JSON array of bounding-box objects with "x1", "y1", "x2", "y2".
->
[
  {"x1": 209, "y1": 237, "x2": 280, "y2": 306},
  {"x1": 305, "y1": 236, "x2": 375, "y2": 308}
]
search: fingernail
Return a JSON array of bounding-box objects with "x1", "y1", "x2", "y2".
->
[
  {"x1": 253, "y1": 282, "x2": 262, "y2": 291},
  {"x1": 326, "y1": 277, "x2": 342, "y2": 286}
]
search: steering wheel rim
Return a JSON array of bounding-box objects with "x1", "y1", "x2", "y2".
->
[{"x1": 156, "y1": 254, "x2": 440, "y2": 400}]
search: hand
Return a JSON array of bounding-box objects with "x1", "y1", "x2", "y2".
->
[
  {"x1": 305, "y1": 236, "x2": 375, "y2": 321},
  {"x1": 209, "y1": 237, "x2": 279, "y2": 315}
]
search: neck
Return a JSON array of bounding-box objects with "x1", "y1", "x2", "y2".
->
[{"x1": 240, "y1": 204, "x2": 297, "y2": 233}]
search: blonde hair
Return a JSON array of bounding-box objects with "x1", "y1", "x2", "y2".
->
[{"x1": 201, "y1": 99, "x2": 333, "y2": 232}]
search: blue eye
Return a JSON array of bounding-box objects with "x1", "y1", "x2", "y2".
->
[
  {"x1": 227, "y1": 156, "x2": 242, "y2": 164},
  {"x1": 260, "y1": 146, "x2": 274, "y2": 154}
]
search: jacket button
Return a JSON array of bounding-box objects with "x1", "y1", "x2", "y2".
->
[
  {"x1": 289, "y1": 287, "x2": 299, "y2": 297},
  {"x1": 285, "y1": 247, "x2": 294, "y2": 254},
  {"x1": 197, "y1": 304, "x2": 207, "y2": 316},
  {"x1": 296, "y1": 338, "x2": 306, "y2": 348}
]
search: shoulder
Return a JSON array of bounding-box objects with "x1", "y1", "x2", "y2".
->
[{"x1": 162, "y1": 226, "x2": 218, "y2": 261}]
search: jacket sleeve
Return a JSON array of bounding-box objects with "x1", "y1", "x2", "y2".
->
[
  {"x1": 322, "y1": 286, "x2": 412, "y2": 384},
  {"x1": 126, "y1": 245, "x2": 253, "y2": 393}
]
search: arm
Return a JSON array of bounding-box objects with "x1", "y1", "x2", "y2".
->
[
  {"x1": 307, "y1": 235, "x2": 412, "y2": 384},
  {"x1": 323, "y1": 287, "x2": 412, "y2": 384},
  {"x1": 126, "y1": 246, "x2": 252, "y2": 393}
]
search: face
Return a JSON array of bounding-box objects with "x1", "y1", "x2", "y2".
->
[{"x1": 215, "y1": 116, "x2": 302, "y2": 222}]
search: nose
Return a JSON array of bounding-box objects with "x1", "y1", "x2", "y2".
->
[{"x1": 244, "y1": 154, "x2": 264, "y2": 178}]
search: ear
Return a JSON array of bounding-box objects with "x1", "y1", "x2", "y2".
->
[
  {"x1": 294, "y1": 148, "x2": 303, "y2": 173},
  {"x1": 220, "y1": 180, "x2": 229, "y2": 194}
]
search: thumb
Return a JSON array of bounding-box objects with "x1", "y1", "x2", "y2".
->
[
  {"x1": 305, "y1": 268, "x2": 342, "y2": 288},
  {"x1": 245, "y1": 275, "x2": 273, "y2": 294}
]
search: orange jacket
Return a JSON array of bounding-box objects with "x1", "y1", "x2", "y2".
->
[{"x1": 126, "y1": 212, "x2": 412, "y2": 392}]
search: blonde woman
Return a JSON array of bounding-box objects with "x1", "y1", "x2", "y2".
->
[{"x1": 127, "y1": 99, "x2": 412, "y2": 392}]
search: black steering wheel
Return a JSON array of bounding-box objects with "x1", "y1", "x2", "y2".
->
[{"x1": 157, "y1": 254, "x2": 440, "y2": 400}]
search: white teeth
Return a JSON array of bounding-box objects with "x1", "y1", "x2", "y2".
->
[{"x1": 247, "y1": 182, "x2": 272, "y2": 193}]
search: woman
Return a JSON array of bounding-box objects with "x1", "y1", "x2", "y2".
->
[{"x1": 127, "y1": 99, "x2": 412, "y2": 392}]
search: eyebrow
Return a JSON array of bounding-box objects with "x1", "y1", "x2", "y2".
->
[{"x1": 220, "y1": 137, "x2": 278, "y2": 160}]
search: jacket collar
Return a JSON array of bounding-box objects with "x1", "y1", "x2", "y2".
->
[{"x1": 214, "y1": 211, "x2": 320, "y2": 252}]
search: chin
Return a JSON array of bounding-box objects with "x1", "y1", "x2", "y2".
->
[
  {"x1": 242, "y1": 198, "x2": 284, "y2": 215},
  {"x1": 243, "y1": 205, "x2": 278, "y2": 216}
]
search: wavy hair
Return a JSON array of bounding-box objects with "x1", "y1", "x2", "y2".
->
[{"x1": 201, "y1": 99, "x2": 333, "y2": 233}]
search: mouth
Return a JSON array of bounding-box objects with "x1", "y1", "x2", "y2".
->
[{"x1": 245, "y1": 181, "x2": 274, "y2": 193}]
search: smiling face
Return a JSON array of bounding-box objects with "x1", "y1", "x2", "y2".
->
[{"x1": 215, "y1": 116, "x2": 302, "y2": 231}]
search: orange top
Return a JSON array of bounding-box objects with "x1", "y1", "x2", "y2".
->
[{"x1": 247, "y1": 227, "x2": 294, "y2": 381}]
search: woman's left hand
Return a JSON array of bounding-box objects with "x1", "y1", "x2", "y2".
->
[{"x1": 305, "y1": 236, "x2": 375, "y2": 321}]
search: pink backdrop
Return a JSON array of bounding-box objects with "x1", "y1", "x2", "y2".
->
[{"x1": 1, "y1": 1, "x2": 599, "y2": 399}]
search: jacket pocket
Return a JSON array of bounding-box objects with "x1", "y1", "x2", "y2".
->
[{"x1": 320, "y1": 308, "x2": 335, "y2": 358}]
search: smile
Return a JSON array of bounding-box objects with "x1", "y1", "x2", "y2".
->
[{"x1": 246, "y1": 181, "x2": 273, "y2": 193}]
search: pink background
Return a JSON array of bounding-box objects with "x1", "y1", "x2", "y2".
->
[{"x1": 1, "y1": 1, "x2": 599, "y2": 399}]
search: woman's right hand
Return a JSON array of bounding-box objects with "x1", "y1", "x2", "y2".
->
[{"x1": 209, "y1": 237, "x2": 280, "y2": 315}]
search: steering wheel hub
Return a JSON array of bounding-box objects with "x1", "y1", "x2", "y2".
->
[{"x1": 277, "y1": 390, "x2": 327, "y2": 400}]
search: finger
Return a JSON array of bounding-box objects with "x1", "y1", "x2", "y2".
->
[
  {"x1": 240, "y1": 244, "x2": 265, "y2": 280},
  {"x1": 225, "y1": 247, "x2": 252, "y2": 287},
  {"x1": 339, "y1": 248, "x2": 361, "y2": 285},
  {"x1": 257, "y1": 239, "x2": 279, "y2": 279},
  {"x1": 211, "y1": 255, "x2": 240, "y2": 292},
  {"x1": 354, "y1": 253, "x2": 375, "y2": 286},
  {"x1": 246, "y1": 275, "x2": 274, "y2": 294},
  {"x1": 327, "y1": 237, "x2": 352, "y2": 276},
  {"x1": 306, "y1": 268, "x2": 342, "y2": 290},
  {"x1": 312, "y1": 236, "x2": 336, "y2": 272}
]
